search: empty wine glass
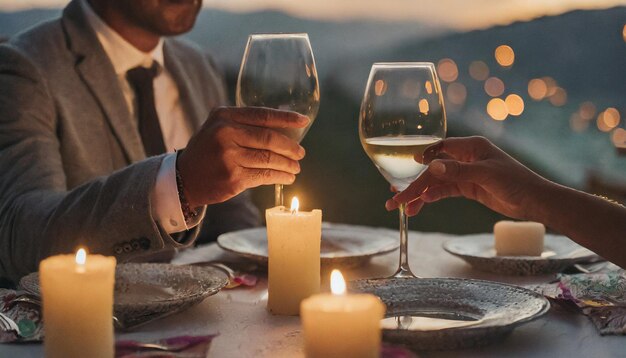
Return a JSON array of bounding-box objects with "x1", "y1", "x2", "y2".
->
[
  {"x1": 236, "y1": 33, "x2": 320, "y2": 206},
  {"x1": 359, "y1": 63, "x2": 447, "y2": 278}
]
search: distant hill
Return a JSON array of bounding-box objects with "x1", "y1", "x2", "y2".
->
[{"x1": 332, "y1": 6, "x2": 626, "y2": 188}]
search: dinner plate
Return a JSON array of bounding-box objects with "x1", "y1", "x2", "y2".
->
[
  {"x1": 217, "y1": 222, "x2": 399, "y2": 268},
  {"x1": 443, "y1": 234, "x2": 599, "y2": 275},
  {"x1": 351, "y1": 277, "x2": 550, "y2": 350},
  {"x1": 20, "y1": 263, "x2": 228, "y2": 326}
]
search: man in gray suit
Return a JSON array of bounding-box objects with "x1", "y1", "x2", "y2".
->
[{"x1": 0, "y1": 0, "x2": 307, "y2": 283}]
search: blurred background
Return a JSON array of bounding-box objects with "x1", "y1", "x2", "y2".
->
[{"x1": 1, "y1": 0, "x2": 625, "y2": 234}]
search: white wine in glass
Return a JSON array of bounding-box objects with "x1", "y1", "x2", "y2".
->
[
  {"x1": 236, "y1": 33, "x2": 320, "y2": 206},
  {"x1": 359, "y1": 63, "x2": 447, "y2": 278}
]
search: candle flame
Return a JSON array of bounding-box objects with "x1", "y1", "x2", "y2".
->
[
  {"x1": 330, "y1": 269, "x2": 346, "y2": 295},
  {"x1": 75, "y1": 248, "x2": 87, "y2": 265},
  {"x1": 290, "y1": 197, "x2": 299, "y2": 214}
]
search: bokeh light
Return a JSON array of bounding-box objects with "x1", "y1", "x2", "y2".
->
[
  {"x1": 623, "y1": 24, "x2": 626, "y2": 42},
  {"x1": 437, "y1": 58, "x2": 459, "y2": 83},
  {"x1": 494, "y1": 45, "x2": 515, "y2": 67},
  {"x1": 549, "y1": 87, "x2": 567, "y2": 107},
  {"x1": 418, "y1": 99, "x2": 430, "y2": 114},
  {"x1": 469, "y1": 61, "x2": 489, "y2": 81},
  {"x1": 375, "y1": 79, "x2": 387, "y2": 96},
  {"x1": 487, "y1": 98, "x2": 508, "y2": 121},
  {"x1": 505, "y1": 94, "x2": 524, "y2": 116},
  {"x1": 597, "y1": 112, "x2": 609, "y2": 132},
  {"x1": 596, "y1": 109, "x2": 620, "y2": 132},
  {"x1": 527, "y1": 78, "x2": 547, "y2": 101},
  {"x1": 424, "y1": 80, "x2": 433, "y2": 94},
  {"x1": 542, "y1": 77, "x2": 558, "y2": 96},
  {"x1": 570, "y1": 113, "x2": 589, "y2": 132},
  {"x1": 604, "y1": 107, "x2": 621, "y2": 127},
  {"x1": 612, "y1": 128, "x2": 626, "y2": 148},
  {"x1": 446, "y1": 82, "x2": 467, "y2": 106},
  {"x1": 579, "y1": 101, "x2": 596, "y2": 120},
  {"x1": 484, "y1": 77, "x2": 505, "y2": 97}
]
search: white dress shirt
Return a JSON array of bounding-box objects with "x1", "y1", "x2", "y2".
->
[{"x1": 81, "y1": 0, "x2": 203, "y2": 233}]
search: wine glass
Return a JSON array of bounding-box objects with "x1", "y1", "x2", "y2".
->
[
  {"x1": 236, "y1": 33, "x2": 320, "y2": 207},
  {"x1": 359, "y1": 63, "x2": 447, "y2": 278}
]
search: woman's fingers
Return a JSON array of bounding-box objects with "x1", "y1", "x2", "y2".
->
[{"x1": 405, "y1": 199, "x2": 425, "y2": 216}]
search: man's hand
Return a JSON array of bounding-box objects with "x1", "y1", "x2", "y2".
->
[
  {"x1": 386, "y1": 136, "x2": 552, "y2": 219},
  {"x1": 177, "y1": 107, "x2": 309, "y2": 208}
]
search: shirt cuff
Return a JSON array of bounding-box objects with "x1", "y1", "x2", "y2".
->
[{"x1": 151, "y1": 153, "x2": 205, "y2": 233}]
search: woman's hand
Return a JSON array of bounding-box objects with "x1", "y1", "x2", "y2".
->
[{"x1": 386, "y1": 136, "x2": 552, "y2": 220}]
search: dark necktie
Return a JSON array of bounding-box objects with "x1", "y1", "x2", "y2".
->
[{"x1": 126, "y1": 64, "x2": 167, "y2": 156}]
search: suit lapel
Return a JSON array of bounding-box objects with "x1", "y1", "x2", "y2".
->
[
  {"x1": 163, "y1": 41, "x2": 204, "y2": 132},
  {"x1": 61, "y1": 0, "x2": 146, "y2": 163}
]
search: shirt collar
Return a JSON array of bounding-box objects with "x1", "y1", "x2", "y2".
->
[{"x1": 80, "y1": 0, "x2": 164, "y2": 75}]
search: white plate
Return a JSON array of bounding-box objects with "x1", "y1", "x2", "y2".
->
[
  {"x1": 443, "y1": 234, "x2": 599, "y2": 275},
  {"x1": 352, "y1": 277, "x2": 550, "y2": 350},
  {"x1": 217, "y1": 222, "x2": 399, "y2": 268},
  {"x1": 20, "y1": 263, "x2": 228, "y2": 327}
]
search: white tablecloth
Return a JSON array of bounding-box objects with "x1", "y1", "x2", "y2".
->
[{"x1": 2, "y1": 231, "x2": 624, "y2": 357}]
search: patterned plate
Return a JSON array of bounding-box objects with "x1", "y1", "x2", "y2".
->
[
  {"x1": 351, "y1": 277, "x2": 550, "y2": 350},
  {"x1": 217, "y1": 222, "x2": 399, "y2": 268},
  {"x1": 443, "y1": 234, "x2": 599, "y2": 275},
  {"x1": 20, "y1": 263, "x2": 228, "y2": 326}
]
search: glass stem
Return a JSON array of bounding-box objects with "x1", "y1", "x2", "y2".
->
[
  {"x1": 274, "y1": 184, "x2": 284, "y2": 207},
  {"x1": 394, "y1": 203, "x2": 416, "y2": 278}
]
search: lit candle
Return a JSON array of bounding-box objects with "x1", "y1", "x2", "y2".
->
[
  {"x1": 40, "y1": 248, "x2": 116, "y2": 358},
  {"x1": 266, "y1": 197, "x2": 322, "y2": 315},
  {"x1": 301, "y1": 270, "x2": 386, "y2": 358}
]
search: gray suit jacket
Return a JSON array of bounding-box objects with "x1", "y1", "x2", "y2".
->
[{"x1": 0, "y1": 1, "x2": 259, "y2": 283}]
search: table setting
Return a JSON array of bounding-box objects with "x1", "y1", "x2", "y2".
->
[{"x1": 0, "y1": 33, "x2": 624, "y2": 358}]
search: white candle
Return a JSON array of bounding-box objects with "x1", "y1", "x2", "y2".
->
[
  {"x1": 494, "y1": 221, "x2": 545, "y2": 256},
  {"x1": 266, "y1": 197, "x2": 322, "y2": 315},
  {"x1": 40, "y1": 248, "x2": 116, "y2": 358},
  {"x1": 301, "y1": 270, "x2": 386, "y2": 358}
]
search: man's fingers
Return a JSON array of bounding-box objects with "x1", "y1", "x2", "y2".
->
[
  {"x1": 234, "y1": 126, "x2": 305, "y2": 160},
  {"x1": 216, "y1": 106, "x2": 310, "y2": 129},
  {"x1": 236, "y1": 149, "x2": 301, "y2": 174},
  {"x1": 243, "y1": 168, "x2": 296, "y2": 187}
]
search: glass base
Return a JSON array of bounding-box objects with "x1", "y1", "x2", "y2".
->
[{"x1": 391, "y1": 267, "x2": 419, "y2": 279}]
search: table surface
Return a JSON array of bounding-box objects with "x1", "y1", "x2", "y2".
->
[{"x1": 2, "y1": 230, "x2": 624, "y2": 357}]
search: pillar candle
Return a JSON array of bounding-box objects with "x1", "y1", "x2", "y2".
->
[
  {"x1": 494, "y1": 220, "x2": 545, "y2": 256},
  {"x1": 40, "y1": 249, "x2": 116, "y2": 358},
  {"x1": 266, "y1": 197, "x2": 322, "y2": 315},
  {"x1": 301, "y1": 270, "x2": 385, "y2": 358}
]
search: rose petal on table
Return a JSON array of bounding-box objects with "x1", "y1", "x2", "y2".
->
[
  {"x1": 528, "y1": 270, "x2": 626, "y2": 335},
  {"x1": 223, "y1": 273, "x2": 258, "y2": 289},
  {"x1": 585, "y1": 306, "x2": 626, "y2": 335},
  {"x1": 381, "y1": 343, "x2": 418, "y2": 358},
  {"x1": 234, "y1": 273, "x2": 258, "y2": 287}
]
